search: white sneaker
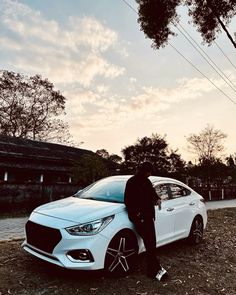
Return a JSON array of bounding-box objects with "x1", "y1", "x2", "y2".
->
[{"x1": 155, "y1": 267, "x2": 168, "y2": 281}]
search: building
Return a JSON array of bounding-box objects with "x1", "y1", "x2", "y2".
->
[{"x1": 0, "y1": 135, "x2": 94, "y2": 184}]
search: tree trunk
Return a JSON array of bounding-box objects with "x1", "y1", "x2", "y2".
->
[
  {"x1": 207, "y1": 1, "x2": 236, "y2": 49},
  {"x1": 216, "y1": 15, "x2": 236, "y2": 49}
]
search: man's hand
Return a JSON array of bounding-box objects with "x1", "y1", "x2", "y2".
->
[{"x1": 156, "y1": 199, "x2": 162, "y2": 210}]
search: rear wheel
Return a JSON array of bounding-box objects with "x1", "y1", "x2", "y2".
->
[
  {"x1": 104, "y1": 230, "x2": 138, "y2": 277},
  {"x1": 188, "y1": 216, "x2": 204, "y2": 245}
]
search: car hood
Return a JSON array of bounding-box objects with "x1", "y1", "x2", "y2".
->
[{"x1": 34, "y1": 196, "x2": 126, "y2": 223}]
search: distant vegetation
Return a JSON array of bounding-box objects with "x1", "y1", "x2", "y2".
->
[{"x1": 74, "y1": 126, "x2": 236, "y2": 187}]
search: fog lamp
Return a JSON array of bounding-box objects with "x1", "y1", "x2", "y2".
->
[{"x1": 67, "y1": 249, "x2": 94, "y2": 262}]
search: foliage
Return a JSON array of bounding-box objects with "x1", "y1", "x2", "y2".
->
[
  {"x1": 137, "y1": 0, "x2": 236, "y2": 49},
  {"x1": 73, "y1": 154, "x2": 109, "y2": 186},
  {"x1": 225, "y1": 154, "x2": 236, "y2": 183},
  {"x1": 186, "y1": 0, "x2": 236, "y2": 48},
  {"x1": 137, "y1": 0, "x2": 181, "y2": 49},
  {"x1": 168, "y1": 150, "x2": 186, "y2": 179},
  {"x1": 96, "y1": 149, "x2": 122, "y2": 163},
  {"x1": 121, "y1": 134, "x2": 186, "y2": 178},
  {"x1": 186, "y1": 125, "x2": 230, "y2": 186},
  {"x1": 96, "y1": 149, "x2": 110, "y2": 159},
  {"x1": 186, "y1": 124, "x2": 227, "y2": 162},
  {"x1": 96, "y1": 149, "x2": 122, "y2": 174},
  {"x1": 0, "y1": 70, "x2": 71, "y2": 144},
  {"x1": 187, "y1": 156, "x2": 229, "y2": 186},
  {"x1": 108, "y1": 154, "x2": 123, "y2": 163}
]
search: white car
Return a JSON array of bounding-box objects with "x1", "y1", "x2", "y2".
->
[{"x1": 22, "y1": 175, "x2": 207, "y2": 276}]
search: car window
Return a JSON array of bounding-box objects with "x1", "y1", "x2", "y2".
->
[
  {"x1": 74, "y1": 178, "x2": 126, "y2": 203},
  {"x1": 169, "y1": 184, "x2": 191, "y2": 199},
  {"x1": 155, "y1": 184, "x2": 170, "y2": 201}
]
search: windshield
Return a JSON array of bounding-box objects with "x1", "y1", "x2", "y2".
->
[{"x1": 74, "y1": 178, "x2": 127, "y2": 203}]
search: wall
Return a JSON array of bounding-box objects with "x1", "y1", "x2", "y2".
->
[{"x1": 0, "y1": 183, "x2": 80, "y2": 212}]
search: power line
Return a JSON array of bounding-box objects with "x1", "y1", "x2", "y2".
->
[
  {"x1": 174, "y1": 22, "x2": 236, "y2": 93},
  {"x1": 120, "y1": 0, "x2": 236, "y2": 105},
  {"x1": 214, "y1": 40, "x2": 236, "y2": 71},
  {"x1": 121, "y1": 0, "x2": 138, "y2": 14},
  {"x1": 169, "y1": 43, "x2": 236, "y2": 105}
]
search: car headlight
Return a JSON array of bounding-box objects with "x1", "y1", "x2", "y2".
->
[{"x1": 65, "y1": 215, "x2": 114, "y2": 236}]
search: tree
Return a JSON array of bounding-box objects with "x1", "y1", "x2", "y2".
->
[
  {"x1": 188, "y1": 157, "x2": 228, "y2": 186},
  {"x1": 0, "y1": 70, "x2": 71, "y2": 144},
  {"x1": 186, "y1": 125, "x2": 227, "y2": 162},
  {"x1": 73, "y1": 154, "x2": 109, "y2": 186},
  {"x1": 96, "y1": 149, "x2": 122, "y2": 163},
  {"x1": 96, "y1": 149, "x2": 110, "y2": 159},
  {"x1": 226, "y1": 154, "x2": 235, "y2": 167},
  {"x1": 137, "y1": 0, "x2": 236, "y2": 49},
  {"x1": 168, "y1": 150, "x2": 186, "y2": 179},
  {"x1": 226, "y1": 154, "x2": 236, "y2": 183},
  {"x1": 122, "y1": 134, "x2": 168, "y2": 174},
  {"x1": 108, "y1": 154, "x2": 122, "y2": 164},
  {"x1": 96, "y1": 149, "x2": 122, "y2": 174},
  {"x1": 121, "y1": 134, "x2": 186, "y2": 178}
]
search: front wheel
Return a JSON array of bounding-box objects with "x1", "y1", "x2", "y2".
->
[
  {"x1": 104, "y1": 230, "x2": 138, "y2": 277},
  {"x1": 188, "y1": 216, "x2": 204, "y2": 245}
]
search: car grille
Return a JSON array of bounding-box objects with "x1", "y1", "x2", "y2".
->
[{"x1": 25, "y1": 220, "x2": 62, "y2": 254}]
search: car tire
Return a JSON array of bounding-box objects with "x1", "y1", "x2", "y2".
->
[
  {"x1": 188, "y1": 216, "x2": 204, "y2": 245},
  {"x1": 104, "y1": 229, "x2": 138, "y2": 277}
]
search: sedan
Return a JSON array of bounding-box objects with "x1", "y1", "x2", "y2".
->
[{"x1": 22, "y1": 175, "x2": 207, "y2": 276}]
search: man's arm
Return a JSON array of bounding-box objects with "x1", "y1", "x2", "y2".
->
[
  {"x1": 147, "y1": 179, "x2": 162, "y2": 209},
  {"x1": 124, "y1": 179, "x2": 142, "y2": 222}
]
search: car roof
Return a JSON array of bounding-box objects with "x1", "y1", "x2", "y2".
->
[{"x1": 104, "y1": 175, "x2": 185, "y2": 185}]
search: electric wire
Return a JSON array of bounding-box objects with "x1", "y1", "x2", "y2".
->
[
  {"x1": 169, "y1": 43, "x2": 236, "y2": 105},
  {"x1": 120, "y1": 0, "x2": 236, "y2": 105},
  {"x1": 121, "y1": 0, "x2": 138, "y2": 14},
  {"x1": 174, "y1": 22, "x2": 236, "y2": 92},
  {"x1": 214, "y1": 40, "x2": 236, "y2": 71}
]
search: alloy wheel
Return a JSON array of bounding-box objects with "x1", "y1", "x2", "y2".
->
[
  {"x1": 189, "y1": 216, "x2": 203, "y2": 245},
  {"x1": 105, "y1": 230, "x2": 138, "y2": 276}
]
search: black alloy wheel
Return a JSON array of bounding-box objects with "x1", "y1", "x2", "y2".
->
[
  {"x1": 104, "y1": 230, "x2": 138, "y2": 277},
  {"x1": 188, "y1": 216, "x2": 204, "y2": 245}
]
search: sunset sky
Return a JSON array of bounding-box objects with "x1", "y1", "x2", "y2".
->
[{"x1": 1, "y1": 0, "x2": 236, "y2": 161}]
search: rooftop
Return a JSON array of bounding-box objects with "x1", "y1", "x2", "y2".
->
[{"x1": 0, "y1": 135, "x2": 93, "y2": 171}]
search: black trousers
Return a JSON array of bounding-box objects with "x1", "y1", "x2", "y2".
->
[{"x1": 133, "y1": 217, "x2": 161, "y2": 278}]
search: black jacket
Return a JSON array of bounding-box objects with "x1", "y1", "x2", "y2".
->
[{"x1": 124, "y1": 174, "x2": 160, "y2": 222}]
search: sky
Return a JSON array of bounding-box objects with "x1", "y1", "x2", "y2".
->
[{"x1": 0, "y1": 0, "x2": 236, "y2": 162}]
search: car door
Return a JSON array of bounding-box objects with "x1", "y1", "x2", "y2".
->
[
  {"x1": 168, "y1": 183, "x2": 194, "y2": 239},
  {"x1": 154, "y1": 183, "x2": 176, "y2": 246}
]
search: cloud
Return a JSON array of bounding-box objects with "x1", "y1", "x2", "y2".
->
[
  {"x1": 0, "y1": 36, "x2": 22, "y2": 50},
  {"x1": 0, "y1": 0, "x2": 125, "y2": 86},
  {"x1": 129, "y1": 77, "x2": 137, "y2": 83},
  {"x1": 67, "y1": 16, "x2": 118, "y2": 53},
  {"x1": 1, "y1": 0, "x2": 117, "y2": 51},
  {"x1": 2, "y1": 0, "x2": 235, "y2": 151},
  {"x1": 66, "y1": 75, "x2": 222, "y2": 139},
  {"x1": 97, "y1": 84, "x2": 110, "y2": 94}
]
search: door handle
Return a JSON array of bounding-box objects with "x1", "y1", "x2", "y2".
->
[
  {"x1": 189, "y1": 202, "x2": 195, "y2": 206},
  {"x1": 166, "y1": 208, "x2": 174, "y2": 212}
]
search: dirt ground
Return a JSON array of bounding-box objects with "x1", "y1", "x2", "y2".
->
[{"x1": 0, "y1": 208, "x2": 235, "y2": 295}]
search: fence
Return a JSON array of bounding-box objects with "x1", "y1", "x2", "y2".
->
[
  {"x1": 0, "y1": 183, "x2": 80, "y2": 213},
  {"x1": 193, "y1": 185, "x2": 236, "y2": 201}
]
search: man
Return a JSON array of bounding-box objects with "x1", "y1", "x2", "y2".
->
[{"x1": 124, "y1": 161, "x2": 168, "y2": 281}]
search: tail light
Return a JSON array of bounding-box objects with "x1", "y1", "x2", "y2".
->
[{"x1": 200, "y1": 197, "x2": 205, "y2": 203}]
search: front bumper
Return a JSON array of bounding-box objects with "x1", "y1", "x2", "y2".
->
[{"x1": 22, "y1": 217, "x2": 110, "y2": 270}]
